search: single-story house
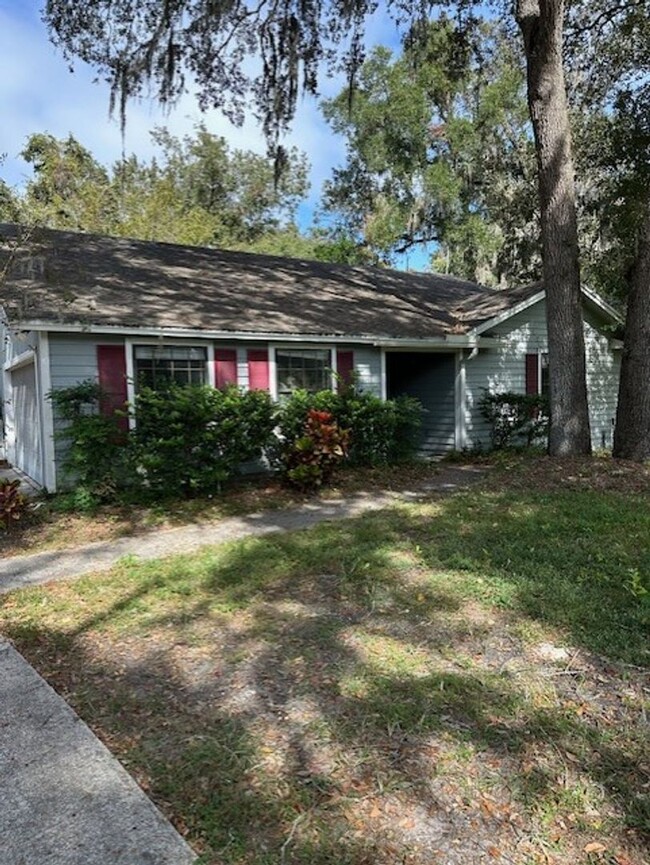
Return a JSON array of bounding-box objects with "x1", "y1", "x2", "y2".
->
[{"x1": 0, "y1": 224, "x2": 622, "y2": 492}]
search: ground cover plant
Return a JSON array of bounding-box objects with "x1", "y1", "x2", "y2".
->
[{"x1": 0, "y1": 457, "x2": 647, "y2": 865}]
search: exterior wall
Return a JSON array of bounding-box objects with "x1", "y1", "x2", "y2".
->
[
  {"x1": 463, "y1": 299, "x2": 620, "y2": 451},
  {"x1": 584, "y1": 310, "x2": 621, "y2": 450},
  {"x1": 49, "y1": 333, "x2": 125, "y2": 488}
]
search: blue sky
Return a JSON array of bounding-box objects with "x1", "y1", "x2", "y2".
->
[{"x1": 0, "y1": 1, "x2": 426, "y2": 267}]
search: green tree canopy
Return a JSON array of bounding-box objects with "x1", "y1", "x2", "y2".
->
[{"x1": 321, "y1": 19, "x2": 538, "y2": 284}]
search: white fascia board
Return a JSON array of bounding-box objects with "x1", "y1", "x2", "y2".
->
[
  {"x1": 470, "y1": 285, "x2": 623, "y2": 339},
  {"x1": 374, "y1": 336, "x2": 500, "y2": 349},
  {"x1": 4, "y1": 348, "x2": 35, "y2": 372},
  {"x1": 17, "y1": 321, "x2": 379, "y2": 344},
  {"x1": 15, "y1": 321, "x2": 500, "y2": 349},
  {"x1": 581, "y1": 285, "x2": 624, "y2": 326},
  {"x1": 469, "y1": 289, "x2": 546, "y2": 337}
]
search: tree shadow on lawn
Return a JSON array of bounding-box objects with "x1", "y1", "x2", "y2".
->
[{"x1": 2, "y1": 489, "x2": 649, "y2": 863}]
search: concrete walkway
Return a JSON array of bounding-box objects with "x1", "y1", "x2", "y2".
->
[
  {"x1": 0, "y1": 464, "x2": 486, "y2": 865},
  {"x1": 0, "y1": 638, "x2": 197, "y2": 864},
  {"x1": 0, "y1": 465, "x2": 486, "y2": 595}
]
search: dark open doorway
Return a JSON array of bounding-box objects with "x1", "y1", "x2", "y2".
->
[{"x1": 386, "y1": 352, "x2": 457, "y2": 456}]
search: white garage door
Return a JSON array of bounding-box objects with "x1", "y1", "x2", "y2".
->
[{"x1": 10, "y1": 362, "x2": 43, "y2": 486}]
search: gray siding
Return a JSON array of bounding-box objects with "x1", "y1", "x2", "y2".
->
[
  {"x1": 48, "y1": 334, "x2": 125, "y2": 486},
  {"x1": 584, "y1": 310, "x2": 620, "y2": 450},
  {"x1": 463, "y1": 299, "x2": 620, "y2": 451}
]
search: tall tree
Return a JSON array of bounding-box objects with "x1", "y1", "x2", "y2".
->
[
  {"x1": 13, "y1": 126, "x2": 312, "y2": 249},
  {"x1": 516, "y1": 0, "x2": 591, "y2": 455},
  {"x1": 564, "y1": 0, "x2": 650, "y2": 459},
  {"x1": 322, "y1": 19, "x2": 538, "y2": 284},
  {"x1": 43, "y1": 0, "x2": 647, "y2": 455}
]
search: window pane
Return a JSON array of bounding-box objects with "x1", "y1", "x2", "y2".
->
[
  {"x1": 276, "y1": 349, "x2": 331, "y2": 397},
  {"x1": 134, "y1": 345, "x2": 207, "y2": 390}
]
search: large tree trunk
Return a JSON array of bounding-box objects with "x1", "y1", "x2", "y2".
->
[
  {"x1": 613, "y1": 197, "x2": 650, "y2": 460},
  {"x1": 516, "y1": 0, "x2": 591, "y2": 455}
]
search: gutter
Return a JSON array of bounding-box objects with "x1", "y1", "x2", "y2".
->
[{"x1": 10, "y1": 320, "x2": 501, "y2": 349}]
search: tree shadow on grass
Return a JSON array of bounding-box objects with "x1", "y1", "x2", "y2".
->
[{"x1": 2, "y1": 490, "x2": 648, "y2": 862}]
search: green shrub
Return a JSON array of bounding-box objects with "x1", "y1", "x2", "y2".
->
[
  {"x1": 49, "y1": 381, "x2": 130, "y2": 505},
  {"x1": 132, "y1": 384, "x2": 276, "y2": 496},
  {"x1": 0, "y1": 479, "x2": 27, "y2": 529},
  {"x1": 275, "y1": 386, "x2": 422, "y2": 467},
  {"x1": 479, "y1": 390, "x2": 550, "y2": 450},
  {"x1": 282, "y1": 409, "x2": 350, "y2": 490}
]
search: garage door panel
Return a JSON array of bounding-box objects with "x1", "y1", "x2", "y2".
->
[{"x1": 11, "y1": 363, "x2": 43, "y2": 486}]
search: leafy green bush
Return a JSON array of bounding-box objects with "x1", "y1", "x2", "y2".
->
[
  {"x1": 479, "y1": 390, "x2": 550, "y2": 449},
  {"x1": 282, "y1": 409, "x2": 350, "y2": 490},
  {"x1": 275, "y1": 386, "x2": 422, "y2": 466},
  {"x1": 49, "y1": 381, "x2": 130, "y2": 506},
  {"x1": 132, "y1": 384, "x2": 276, "y2": 496}
]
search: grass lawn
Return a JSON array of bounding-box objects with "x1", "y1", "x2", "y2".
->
[{"x1": 1, "y1": 456, "x2": 648, "y2": 864}]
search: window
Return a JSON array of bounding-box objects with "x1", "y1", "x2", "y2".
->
[
  {"x1": 134, "y1": 345, "x2": 207, "y2": 389},
  {"x1": 275, "y1": 348, "x2": 332, "y2": 398}
]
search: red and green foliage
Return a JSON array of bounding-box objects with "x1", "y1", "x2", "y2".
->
[
  {"x1": 282, "y1": 409, "x2": 350, "y2": 490},
  {"x1": 0, "y1": 479, "x2": 27, "y2": 529}
]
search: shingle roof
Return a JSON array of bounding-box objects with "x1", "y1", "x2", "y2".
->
[{"x1": 0, "y1": 225, "x2": 541, "y2": 339}]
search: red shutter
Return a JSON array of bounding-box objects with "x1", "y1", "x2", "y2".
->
[
  {"x1": 525, "y1": 353, "x2": 539, "y2": 395},
  {"x1": 248, "y1": 349, "x2": 270, "y2": 391},
  {"x1": 215, "y1": 348, "x2": 237, "y2": 388},
  {"x1": 336, "y1": 350, "x2": 354, "y2": 390},
  {"x1": 97, "y1": 345, "x2": 128, "y2": 429}
]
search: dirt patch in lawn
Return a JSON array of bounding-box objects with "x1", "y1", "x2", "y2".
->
[
  {"x1": 483, "y1": 452, "x2": 650, "y2": 496},
  {"x1": 3, "y1": 512, "x2": 647, "y2": 865}
]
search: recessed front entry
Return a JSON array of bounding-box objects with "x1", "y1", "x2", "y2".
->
[{"x1": 386, "y1": 352, "x2": 456, "y2": 456}]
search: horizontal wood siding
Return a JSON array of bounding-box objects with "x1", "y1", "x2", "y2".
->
[
  {"x1": 464, "y1": 299, "x2": 621, "y2": 451},
  {"x1": 48, "y1": 334, "x2": 125, "y2": 486},
  {"x1": 584, "y1": 311, "x2": 620, "y2": 450},
  {"x1": 387, "y1": 352, "x2": 456, "y2": 456}
]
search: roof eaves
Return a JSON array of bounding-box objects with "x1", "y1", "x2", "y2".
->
[
  {"x1": 468, "y1": 288, "x2": 546, "y2": 336},
  {"x1": 581, "y1": 285, "x2": 624, "y2": 326}
]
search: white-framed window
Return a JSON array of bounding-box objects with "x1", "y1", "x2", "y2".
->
[
  {"x1": 133, "y1": 344, "x2": 208, "y2": 390},
  {"x1": 274, "y1": 347, "x2": 334, "y2": 398}
]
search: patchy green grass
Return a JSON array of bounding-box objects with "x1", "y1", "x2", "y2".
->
[{"x1": 0, "y1": 462, "x2": 648, "y2": 865}]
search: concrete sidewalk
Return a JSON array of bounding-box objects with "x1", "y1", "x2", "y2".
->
[
  {"x1": 0, "y1": 638, "x2": 197, "y2": 865},
  {"x1": 0, "y1": 465, "x2": 486, "y2": 595}
]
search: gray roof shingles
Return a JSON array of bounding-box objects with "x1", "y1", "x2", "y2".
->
[{"x1": 0, "y1": 225, "x2": 539, "y2": 339}]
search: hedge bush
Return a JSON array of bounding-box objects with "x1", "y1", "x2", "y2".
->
[
  {"x1": 132, "y1": 384, "x2": 276, "y2": 496},
  {"x1": 274, "y1": 386, "x2": 422, "y2": 467},
  {"x1": 49, "y1": 381, "x2": 129, "y2": 505},
  {"x1": 478, "y1": 390, "x2": 550, "y2": 449},
  {"x1": 50, "y1": 380, "x2": 423, "y2": 505}
]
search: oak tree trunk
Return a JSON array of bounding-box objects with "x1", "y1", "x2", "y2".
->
[
  {"x1": 516, "y1": 0, "x2": 592, "y2": 455},
  {"x1": 613, "y1": 197, "x2": 650, "y2": 460}
]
